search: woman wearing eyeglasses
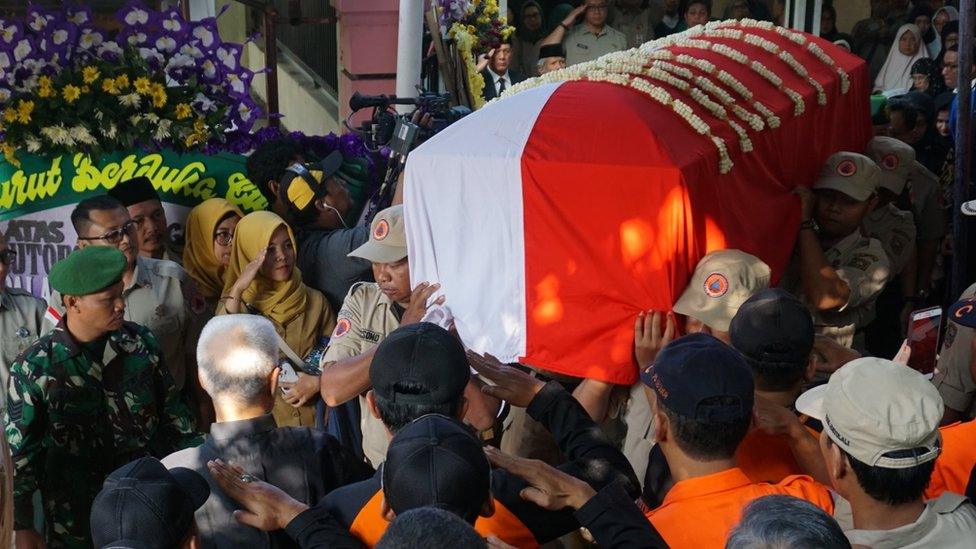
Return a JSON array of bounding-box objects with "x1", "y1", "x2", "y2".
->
[
  {"x1": 182, "y1": 198, "x2": 245, "y2": 315},
  {"x1": 218, "y1": 211, "x2": 336, "y2": 427}
]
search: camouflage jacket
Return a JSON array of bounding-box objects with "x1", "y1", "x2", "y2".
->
[{"x1": 3, "y1": 318, "x2": 201, "y2": 545}]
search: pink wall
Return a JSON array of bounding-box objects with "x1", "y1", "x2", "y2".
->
[{"x1": 332, "y1": 0, "x2": 400, "y2": 127}]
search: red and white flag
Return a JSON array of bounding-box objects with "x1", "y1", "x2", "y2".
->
[{"x1": 405, "y1": 26, "x2": 871, "y2": 383}]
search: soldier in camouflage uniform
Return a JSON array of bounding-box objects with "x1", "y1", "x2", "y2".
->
[{"x1": 4, "y1": 246, "x2": 200, "y2": 548}]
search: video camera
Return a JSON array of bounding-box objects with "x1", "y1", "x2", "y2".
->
[
  {"x1": 347, "y1": 89, "x2": 471, "y2": 219},
  {"x1": 348, "y1": 91, "x2": 470, "y2": 154}
]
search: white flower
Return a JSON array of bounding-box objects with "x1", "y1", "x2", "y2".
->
[
  {"x1": 69, "y1": 126, "x2": 96, "y2": 145},
  {"x1": 193, "y1": 92, "x2": 216, "y2": 112},
  {"x1": 154, "y1": 119, "x2": 172, "y2": 141},
  {"x1": 0, "y1": 88, "x2": 10, "y2": 103},
  {"x1": 193, "y1": 26, "x2": 216, "y2": 48},
  {"x1": 138, "y1": 47, "x2": 164, "y2": 66},
  {"x1": 13, "y1": 38, "x2": 32, "y2": 62},
  {"x1": 125, "y1": 9, "x2": 150, "y2": 26},
  {"x1": 98, "y1": 42, "x2": 124, "y2": 58},
  {"x1": 119, "y1": 93, "x2": 142, "y2": 108},
  {"x1": 201, "y1": 59, "x2": 218, "y2": 80},
  {"x1": 40, "y1": 125, "x2": 72, "y2": 146},
  {"x1": 104, "y1": 123, "x2": 118, "y2": 140},
  {"x1": 180, "y1": 44, "x2": 205, "y2": 59},
  {"x1": 145, "y1": 113, "x2": 160, "y2": 124},
  {"x1": 25, "y1": 136, "x2": 41, "y2": 153},
  {"x1": 166, "y1": 53, "x2": 195, "y2": 73},
  {"x1": 127, "y1": 32, "x2": 148, "y2": 46},
  {"x1": 155, "y1": 36, "x2": 178, "y2": 53},
  {"x1": 52, "y1": 29, "x2": 70, "y2": 46},
  {"x1": 129, "y1": 114, "x2": 143, "y2": 125},
  {"x1": 94, "y1": 110, "x2": 104, "y2": 121},
  {"x1": 79, "y1": 30, "x2": 103, "y2": 50},
  {"x1": 163, "y1": 19, "x2": 183, "y2": 33}
]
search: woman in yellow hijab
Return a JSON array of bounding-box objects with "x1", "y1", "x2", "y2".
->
[
  {"x1": 219, "y1": 211, "x2": 336, "y2": 427},
  {"x1": 182, "y1": 198, "x2": 244, "y2": 314}
]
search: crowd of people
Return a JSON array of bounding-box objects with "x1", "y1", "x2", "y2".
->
[{"x1": 2, "y1": 0, "x2": 976, "y2": 548}]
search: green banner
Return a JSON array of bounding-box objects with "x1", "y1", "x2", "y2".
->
[{"x1": 0, "y1": 149, "x2": 268, "y2": 221}]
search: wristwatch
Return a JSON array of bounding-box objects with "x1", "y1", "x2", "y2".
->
[{"x1": 799, "y1": 218, "x2": 820, "y2": 233}]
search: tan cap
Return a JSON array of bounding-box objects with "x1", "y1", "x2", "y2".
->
[
  {"x1": 673, "y1": 250, "x2": 771, "y2": 332},
  {"x1": 348, "y1": 205, "x2": 407, "y2": 263},
  {"x1": 813, "y1": 152, "x2": 881, "y2": 202},
  {"x1": 865, "y1": 137, "x2": 914, "y2": 195},
  {"x1": 795, "y1": 357, "x2": 943, "y2": 469}
]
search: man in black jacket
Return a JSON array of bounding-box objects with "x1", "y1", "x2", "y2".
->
[
  {"x1": 481, "y1": 42, "x2": 525, "y2": 102},
  {"x1": 163, "y1": 314, "x2": 373, "y2": 548}
]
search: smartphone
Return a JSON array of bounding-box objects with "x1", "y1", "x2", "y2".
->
[
  {"x1": 907, "y1": 306, "x2": 942, "y2": 377},
  {"x1": 279, "y1": 360, "x2": 300, "y2": 388}
]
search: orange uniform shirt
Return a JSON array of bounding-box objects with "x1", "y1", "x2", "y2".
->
[
  {"x1": 644, "y1": 467, "x2": 834, "y2": 548},
  {"x1": 925, "y1": 420, "x2": 976, "y2": 500},
  {"x1": 736, "y1": 425, "x2": 821, "y2": 483}
]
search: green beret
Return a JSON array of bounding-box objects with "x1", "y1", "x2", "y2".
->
[
  {"x1": 107, "y1": 176, "x2": 159, "y2": 207},
  {"x1": 49, "y1": 247, "x2": 127, "y2": 296}
]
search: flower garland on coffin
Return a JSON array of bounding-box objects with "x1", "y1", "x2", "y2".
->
[
  {"x1": 0, "y1": 2, "x2": 263, "y2": 167},
  {"x1": 501, "y1": 20, "x2": 850, "y2": 174}
]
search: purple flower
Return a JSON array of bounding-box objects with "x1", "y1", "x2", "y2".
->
[
  {"x1": 190, "y1": 19, "x2": 220, "y2": 49},
  {"x1": 120, "y1": 27, "x2": 150, "y2": 47},
  {"x1": 77, "y1": 29, "x2": 104, "y2": 51},
  {"x1": 39, "y1": 21, "x2": 77, "y2": 60},
  {"x1": 158, "y1": 8, "x2": 188, "y2": 38},
  {"x1": 12, "y1": 37, "x2": 34, "y2": 63},
  {"x1": 137, "y1": 47, "x2": 165, "y2": 71},
  {"x1": 224, "y1": 68, "x2": 253, "y2": 98},
  {"x1": 0, "y1": 20, "x2": 23, "y2": 48},
  {"x1": 154, "y1": 35, "x2": 178, "y2": 53},
  {"x1": 232, "y1": 96, "x2": 260, "y2": 133},
  {"x1": 96, "y1": 40, "x2": 123, "y2": 62},
  {"x1": 65, "y1": 4, "x2": 94, "y2": 27},
  {"x1": 25, "y1": 4, "x2": 52, "y2": 35},
  {"x1": 215, "y1": 44, "x2": 242, "y2": 72},
  {"x1": 339, "y1": 133, "x2": 367, "y2": 158},
  {"x1": 117, "y1": 1, "x2": 153, "y2": 27}
]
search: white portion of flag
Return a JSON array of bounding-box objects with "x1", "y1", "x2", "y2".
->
[{"x1": 403, "y1": 83, "x2": 563, "y2": 363}]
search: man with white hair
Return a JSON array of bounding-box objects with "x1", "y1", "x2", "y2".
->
[{"x1": 162, "y1": 314, "x2": 372, "y2": 548}]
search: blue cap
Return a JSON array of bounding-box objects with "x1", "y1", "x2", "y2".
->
[
  {"x1": 640, "y1": 333, "x2": 754, "y2": 422},
  {"x1": 949, "y1": 298, "x2": 976, "y2": 329}
]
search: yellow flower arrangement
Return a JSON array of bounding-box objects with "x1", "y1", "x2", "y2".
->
[
  {"x1": 174, "y1": 103, "x2": 192, "y2": 120},
  {"x1": 3, "y1": 108, "x2": 16, "y2": 124},
  {"x1": 151, "y1": 90, "x2": 167, "y2": 108},
  {"x1": 115, "y1": 74, "x2": 130, "y2": 89},
  {"x1": 16, "y1": 100, "x2": 34, "y2": 124},
  {"x1": 449, "y1": 23, "x2": 485, "y2": 110},
  {"x1": 1, "y1": 142, "x2": 19, "y2": 168},
  {"x1": 62, "y1": 84, "x2": 81, "y2": 104},
  {"x1": 38, "y1": 77, "x2": 54, "y2": 98},
  {"x1": 134, "y1": 76, "x2": 152, "y2": 95},
  {"x1": 82, "y1": 66, "x2": 100, "y2": 84}
]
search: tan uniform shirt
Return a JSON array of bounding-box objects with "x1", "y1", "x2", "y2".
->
[
  {"x1": 844, "y1": 493, "x2": 976, "y2": 548},
  {"x1": 610, "y1": 5, "x2": 658, "y2": 48},
  {"x1": 782, "y1": 231, "x2": 891, "y2": 348},
  {"x1": 908, "y1": 161, "x2": 946, "y2": 241},
  {"x1": 563, "y1": 24, "x2": 628, "y2": 66},
  {"x1": 0, "y1": 288, "x2": 47, "y2": 403},
  {"x1": 933, "y1": 282, "x2": 976, "y2": 416},
  {"x1": 50, "y1": 255, "x2": 201, "y2": 390},
  {"x1": 862, "y1": 203, "x2": 917, "y2": 276},
  {"x1": 321, "y1": 282, "x2": 403, "y2": 467}
]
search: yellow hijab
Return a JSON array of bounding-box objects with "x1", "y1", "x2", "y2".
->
[
  {"x1": 223, "y1": 210, "x2": 311, "y2": 328},
  {"x1": 182, "y1": 198, "x2": 244, "y2": 298}
]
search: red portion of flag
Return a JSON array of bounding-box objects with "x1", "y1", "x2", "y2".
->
[{"x1": 519, "y1": 33, "x2": 872, "y2": 384}]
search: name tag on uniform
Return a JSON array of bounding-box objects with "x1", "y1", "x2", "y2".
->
[
  {"x1": 576, "y1": 43, "x2": 589, "y2": 49},
  {"x1": 359, "y1": 329, "x2": 382, "y2": 343}
]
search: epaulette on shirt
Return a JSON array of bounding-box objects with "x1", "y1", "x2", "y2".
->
[{"x1": 143, "y1": 257, "x2": 187, "y2": 282}]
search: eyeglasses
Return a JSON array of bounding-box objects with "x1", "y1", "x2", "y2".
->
[
  {"x1": 78, "y1": 220, "x2": 137, "y2": 245},
  {"x1": 0, "y1": 249, "x2": 15, "y2": 266},
  {"x1": 214, "y1": 231, "x2": 234, "y2": 246},
  {"x1": 587, "y1": 4, "x2": 609, "y2": 11}
]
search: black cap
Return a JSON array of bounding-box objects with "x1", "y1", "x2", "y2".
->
[
  {"x1": 107, "y1": 176, "x2": 160, "y2": 207},
  {"x1": 382, "y1": 414, "x2": 490, "y2": 522},
  {"x1": 538, "y1": 44, "x2": 565, "y2": 59},
  {"x1": 278, "y1": 150, "x2": 343, "y2": 214},
  {"x1": 370, "y1": 323, "x2": 470, "y2": 405},
  {"x1": 640, "y1": 333, "x2": 754, "y2": 422},
  {"x1": 90, "y1": 457, "x2": 210, "y2": 549},
  {"x1": 729, "y1": 288, "x2": 814, "y2": 366}
]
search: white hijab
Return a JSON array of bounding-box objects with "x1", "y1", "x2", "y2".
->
[
  {"x1": 875, "y1": 24, "x2": 929, "y2": 93},
  {"x1": 931, "y1": 7, "x2": 960, "y2": 57}
]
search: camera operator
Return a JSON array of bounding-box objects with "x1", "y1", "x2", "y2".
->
[{"x1": 247, "y1": 140, "x2": 372, "y2": 312}]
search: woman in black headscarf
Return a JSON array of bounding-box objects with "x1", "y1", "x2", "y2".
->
[
  {"x1": 909, "y1": 6, "x2": 939, "y2": 57},
  {"x1": 512, "y1": 1, "x2": 547, "y2": 77},
  {"x1": 911, "y1": 58, "x2": 949, "y2": 98}
]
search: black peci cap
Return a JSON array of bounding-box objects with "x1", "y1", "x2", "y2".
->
[
  {"x1": 90, "y1": 457, "x2": 209, "y2": 549},
  {"x1": 640, "y1": 333, "x2": 754, "y2": 422},
  {"x1": 107, "y1": 176, "x2": 160, "y2": 207},
  {"x1": 370, "y1": 323, "x2": 470, "y2": 406},
  {"x1": 538, "y1": 44, "x2": 565, "y2": 59},
  {"x1": 729, "y1": 288, "x2": 815, "y2": 366},
  {"x1": 382, "y1": 414, "x2": 490, "y2": 523}
]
